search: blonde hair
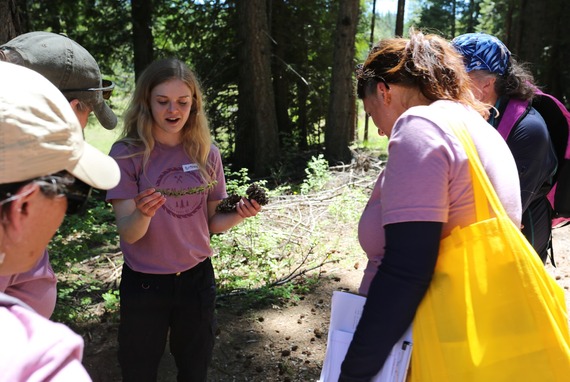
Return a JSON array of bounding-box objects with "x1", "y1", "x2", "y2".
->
[
  {"x1": 119, "y1": 58, "x2": 213, "y2": 180},
  {"x1": 356, "y1": 29, "x2": 489, "y2": 119}
]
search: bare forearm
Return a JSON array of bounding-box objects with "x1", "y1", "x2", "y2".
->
[
  {"x1": 116, "y1": 210, "x2": 152, "y2": 243},
  {"x1": 208, "y1": 212, "x2": 245, "y2": 233}
]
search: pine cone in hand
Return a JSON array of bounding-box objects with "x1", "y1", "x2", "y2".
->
[
  {"x1": 216, "y1": 183, "x2": 269, "y2": 213},
  {"x1": 246, "y1": 183, "x2": 269, "y2": 206},
  {"x1": 215, "y1": 194, "x2": 242, "y2": 213}
]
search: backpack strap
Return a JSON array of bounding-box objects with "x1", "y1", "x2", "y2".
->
[{"x1": 496, "y1": 98, "x2": 531, "y2": 140}]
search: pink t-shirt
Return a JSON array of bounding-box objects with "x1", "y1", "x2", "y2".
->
[
  {"x1": 0, "y1": 293, "x2": 91, "y2": 381},
  {"x1": 0, "y1": 250, "x2": 57, "y2": 318},
  {"x1": 358, "y1": 101, "x2": 521, "y2": 295},
  {"x1": 106, "y1": 142, "x2": 227, "y2": 274}
]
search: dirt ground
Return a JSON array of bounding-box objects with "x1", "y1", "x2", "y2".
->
[{"x1": 80, "y1": 223, "x2": 570, "y2": 382}]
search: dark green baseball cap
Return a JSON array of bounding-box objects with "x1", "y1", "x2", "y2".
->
[{"x1": 0, "y1": 31, "x2": 117, "y2": 130}]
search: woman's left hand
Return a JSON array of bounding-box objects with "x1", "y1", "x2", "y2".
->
[{"x1": 235, "y1": 198, "x2": 261, "y2": 218}]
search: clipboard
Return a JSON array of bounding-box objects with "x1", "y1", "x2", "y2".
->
[{"x1": 319, "y1": 290, "x2": 413, "y2": 382}]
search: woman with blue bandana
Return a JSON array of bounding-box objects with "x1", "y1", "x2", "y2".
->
[{"x1": 452, "y1": 33, "x2": 558, "y2": 263}]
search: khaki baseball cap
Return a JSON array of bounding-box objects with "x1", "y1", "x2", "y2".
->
[
  {"x1": 0, "y1": 61, "x2": 120, "y2": 190},
  {"x1": 0, "y1": 31, "x2": 117, "y2": 130}
]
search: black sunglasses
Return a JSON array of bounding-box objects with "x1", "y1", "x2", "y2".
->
[
  {"x1": 64, "y1": 178, "x2": 93, "y2": 215},
  {"x1": 61, "y1": 79, "x2": 115, "y2": 100},
  {"x1": 36, "y1": 172, "x2": 92, "y2": 215}
]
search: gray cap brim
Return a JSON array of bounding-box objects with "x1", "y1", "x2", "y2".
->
[{"x1": 94, "y1": 99, "x2": 118, "y2": 130}]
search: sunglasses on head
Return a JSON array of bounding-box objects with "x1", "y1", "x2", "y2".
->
[
  {"x1": 61, "y1": 79, "x2": 115, "y2": 100},
  {"x1": 356, "y1": 64, "x2": 391, "y2": 98}
]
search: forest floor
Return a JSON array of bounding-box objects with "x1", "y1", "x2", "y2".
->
[
  {"x1": 77, "y1": 164, "x2": 570, "y2": 382},
  {"x1": 79, "y1": 222, "x2": 570, "y2": 382}
]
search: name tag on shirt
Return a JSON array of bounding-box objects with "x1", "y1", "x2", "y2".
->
[{"x1": 182, "y1": 164, "x2": 198, "y2": 172}]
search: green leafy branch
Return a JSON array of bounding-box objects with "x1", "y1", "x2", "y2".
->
[{"x1": 156, "y1": 180, "x2": 218, "y2": 197}]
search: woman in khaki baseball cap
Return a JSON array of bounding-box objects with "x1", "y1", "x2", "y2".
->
[
  {"x1": 0, "y1": 31, "x2": 119, "y2": 320},
  {"x1": 0, "y1": 61, "x2": 119, "y2": 379}
]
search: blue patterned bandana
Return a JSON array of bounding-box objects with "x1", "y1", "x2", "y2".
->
[{"x1": 451, "y1": 33, "x2": 511, "y2": 76}]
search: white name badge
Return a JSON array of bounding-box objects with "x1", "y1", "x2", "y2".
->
[{"x1": 182, "y1": 164, "x2": 199, "y2": 172}]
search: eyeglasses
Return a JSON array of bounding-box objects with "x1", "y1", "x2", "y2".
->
[
  {"x1": 36, "y1": 172, "x2": 92, "y2": 215},
  {"x1": 61, "y1": 79, "x2": 115, "y2": 100},
  {"x1": 0, "y1": 172, "x2": 92, "y2": 215}
]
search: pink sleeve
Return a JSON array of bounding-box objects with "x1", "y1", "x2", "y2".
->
[
  {"x1": 0, "y1": 250, "x2": 57, "y2": 318},
  {"x1": 382, "y1": 115, "x2": 452, "y2": 226},
  {"x1": 208, "y1": 145, "x2": 228, "y2": 201},
  {"x1": 0, "y1": 304, "x2": 91, "y2": 381},
  {"x1": 358, "y1": 260, "x2": 380, "y2": 296}
]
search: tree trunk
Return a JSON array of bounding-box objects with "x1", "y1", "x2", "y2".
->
[
  {"x1": 0, "y1": 0, "x2": 27, "y2": 43},
  {"x1": 132, "y1": 0, "x2": 154, "y2": 81},
  {"x1": 325, "y1": 0, "x2": 359, "y2": 165},
  {"x1": 364, "y1": 0, "x2": 378, "y2": 142},
  {"x1": 235, "y1": 0, "x2": 280, "y2": 176},
  {"x1": 395, "y1": 0, "x2": 406, "y2": 37},
  {"x1": 297, "y1": 78, "x2": 309, "y2": 150},
  {"x1": 271, "y1": 0, "x2": 292, "y2": 144}
]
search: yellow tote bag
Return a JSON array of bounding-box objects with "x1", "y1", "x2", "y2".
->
[{"x1": 410, "y1": 120, "x2": 570, "y2": 381}]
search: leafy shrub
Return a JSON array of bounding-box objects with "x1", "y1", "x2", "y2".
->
[
  {"x1": 48, "y1": 156, "x2": 377, "y2": 323},
  {"x1": 300, "y1": 154, "x2": 331, "y2": 194}
]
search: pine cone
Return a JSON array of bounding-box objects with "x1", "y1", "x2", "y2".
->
[
  {"x1": 216, "y1": 183, "x2": 269, "y2": 213},
  {"x1": 246, "y1": 183, "x2": 269, "y2": 206},
  {"x1": 215, "y1": 194, "x2": 242, "y2": 213}
]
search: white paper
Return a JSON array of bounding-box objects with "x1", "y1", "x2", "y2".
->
[{"x1": 319, "y1": 290, "x2": 413, "y2": 382}]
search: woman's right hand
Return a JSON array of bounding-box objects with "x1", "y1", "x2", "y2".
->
[
  {"x1": 133, "y1": 188, "x2": 166, "y2": 217},
  {"x1": 111, "y1": 189, "x2": 166, "y2": 244}
]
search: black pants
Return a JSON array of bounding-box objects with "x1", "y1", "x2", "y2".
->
[{"x1": 118, "y1": 259, "x2": 216, "y2": 382}]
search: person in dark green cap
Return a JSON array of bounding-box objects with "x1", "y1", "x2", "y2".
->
[{"x1": 0, "y1": 31, "x2": 118, "y2": 318}]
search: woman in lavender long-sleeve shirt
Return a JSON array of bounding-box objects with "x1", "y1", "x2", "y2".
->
[{"x1": 340, "y1": 31, "x2": 521, "y2": 381}]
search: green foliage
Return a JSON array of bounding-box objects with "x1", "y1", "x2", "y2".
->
[
  {"x1": 49, "y1": 193, "x2": 119, "y2": 322},
  {"x1": 224, "y1": 167, "x2": 252, "y2": 196},
  {"x1": 477, "y1": 0, "x2": 509, "y2": 37},
  {"x1": 415, "y1": 0, "x2": 457, "y2": 38},
  {"x1": 27, "y1": 0, "x2": 132, "y2": 77},
  {"x1": 328, "y1": 186, "x2": 369, "y2": 223},
  {"x1": 52, "y1": 276, "x2": 102, "y2": 323},
  {"x1": 102, "y1": 289, "x2": 120, "y2": 313},
  {"x1": 211, "y1": 214, "x2": 284, "y2": 291},
  {"x1": 44, "y1": 145, "x2": 387, "y2": 325},
  {"x1": 156, "y1": 181, "x2": 218, "y2": 197},
  {"x1": 49, "y1": 195, "x2": 117, "y2": 269},
  {"x1": 300, "y1": 154, "x2": 331, "y2": 194}
]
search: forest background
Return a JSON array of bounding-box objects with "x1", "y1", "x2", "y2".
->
[
  {"x1": 2, "y1": 0, "x2": 569, "y2": 177},
  {"x1": 0, "y1": 1, "x2": 569, "y2": 379}
]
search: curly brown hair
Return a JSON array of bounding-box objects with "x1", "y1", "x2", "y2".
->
[{"x1": 356, "y1": 29, "x2": 489, "y2": 118}]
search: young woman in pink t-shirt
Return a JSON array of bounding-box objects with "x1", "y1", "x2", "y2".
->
[
  {"x1": 107, "y1": 58, "x2": 261, "y2": 381},
  {"x1": 339, "y1": 31, "x2": 521, "y2": 381}
]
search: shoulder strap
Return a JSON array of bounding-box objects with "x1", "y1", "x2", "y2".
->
[
  {"x1": 447, "y1": 122, "x2": 511, "y2": 222},
  {"x1": 497, "y1": 98, "x2": 531, "y2": 140}
]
